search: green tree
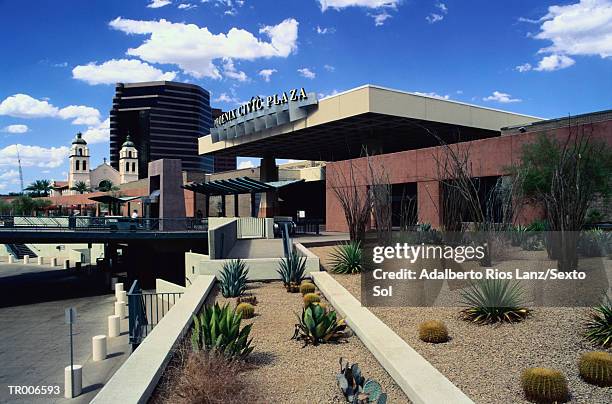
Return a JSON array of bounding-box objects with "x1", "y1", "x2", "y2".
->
[
  {"x1": 24, "y1": 179, "x2": 52, "y2": 197},
  {"x1": 10, "y1": 195, "x2": 35, "y2": 215},
  {"x1": 0, "y1": 199, "x2": 11, "y2": 215},
  {"x1": 71, "y1": 181, "x2": 90, "y2": 194},
  {"x1": 97, "y1": 179, "x2": 119, "y2": 192}
]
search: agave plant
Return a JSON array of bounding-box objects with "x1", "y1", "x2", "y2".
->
[
  {"x1": 277, "y1": 251, "x2": 306, "y2": 292},
  {"x1": 337, "y1": 358, "x2": 387, "y2": 404},
  {"x1": 459, "y1": 279, "x2": 529, "y2": 324},
  {"x1": 584, "y1": 295, "x2": 612, "y2": 348},
  {"x1": 329, "y1": 241, "x2": 363, "y2": 274},
  {"x1": 191, "y1": 303, "x2": 254, "y2": 360},
  {"x1": 292, "y1": 303, "x2": 348, "y2": 346},
  {"x1": 219, "y1": 259, "x2": 248, "y2": 298}
]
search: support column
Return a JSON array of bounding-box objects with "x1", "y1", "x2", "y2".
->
[
  {"x1": 233, "y1": 194, "x2": 239, "y2": 217},
  {"x1": 417, "y1": 180, "x2": 442, "y2": 229},
  {"x1": 220, "y1": 195, "x2": 226, "y2": 217},
  {"x1": 204, "y1": 194, "x2": 210, "y2": 217},
  {"x1": 259, "y1": 155, "x2": 279, "y2": 218},
  {"x1": 250, "y1": 192, "x2": 257, "y2": 217}
]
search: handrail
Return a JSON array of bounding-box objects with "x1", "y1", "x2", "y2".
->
[{"x1": 0, "y1": 216, "x2": 208, "y2": 232}]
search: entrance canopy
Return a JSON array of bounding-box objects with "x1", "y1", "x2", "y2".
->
[
  {"x1": 183, "y1": 177, "x2": 304, "y2": 196},
  {"x1": 88, "y1": 195, "x2": 142, "y2": 204},
  {"x1": 199, "y1": 85, "x2": 542, "y2": 161}
]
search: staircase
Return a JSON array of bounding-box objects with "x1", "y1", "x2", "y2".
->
[{"x1": 6, "y1": 244, "x2": 37, "y2": 259}]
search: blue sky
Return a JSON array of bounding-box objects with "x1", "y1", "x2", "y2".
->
[{"x1": 0, "y1": 0, "x2": 610, "y2": 193}]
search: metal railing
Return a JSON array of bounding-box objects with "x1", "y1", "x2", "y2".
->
[
  {"x1": 127, "y1": 280, "x2": 184, "y2": 351},
  {"x1": 0, "y1": 216, "x2": 208, "y2": 232},
  {"x1": 295, "y1": 218, "x2": 323, "y2": 235}
]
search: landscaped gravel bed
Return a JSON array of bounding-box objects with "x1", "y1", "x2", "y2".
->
[
  {"x1": 309, "y1": 245, "x2": 612, "y2": 404},
  {"x1": 211, "y1": 281, "x2": 408, "y2": 403}
]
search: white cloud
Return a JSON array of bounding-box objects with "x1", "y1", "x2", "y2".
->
[
  {"x1": 371, "y1": 11, "x2": 392, "y2": 26},
  {"x1": 2, "y1": 124, "x2": 29, "y2": 134},
  {"x1": 318, "y1": 0, "x2": 399, "y2": 11},
  {"x1": 213, "y1": 92, "x2": 242, "y2": 105},
  {"x1": 222, "y1": 58, "x2": 248, "y2": 81},
  {"x1": 237, "y1": 160, "x2": 255, "y2": 169},
  {"x1": 72, "y1": 59, "x2": 177, "y2": 85},
  {"x1": 0, "y1": 169, "x2": 19, "y2": 180},
  {"x1": 323, "y1": 64, "x2": 335, "y2": 72},
  {"x1": 0, "y1": 94, "x2": 100, "y2": 127},
  {"x1": 147, "y1": 0, "x2": 172, "y2": 8},
  {"x1": 178, "y1": 3, "x2": 197, "y2": 9},
  {"x1": 82, "y1": 118, "x2": 110, "y2": 144},
  {"x1": 518, "y1": 0, "x2": 612, "y2": 71},
  {"x1": 58, "y1": 105, "x2": 101, "y2": 126},
  {"x1": 534, "y1": 54, "x2": 576, "y2": 71},
  {"x1": 258, "y1": 68, "x2": 277, "y2": 82},
  {"x1": 515, "y1": 63, "x2": 533, "y2": 72},
  {"x1": 0, "y1": 94, "x2": 58, "y2": 118},
  {"x1": 483, "y1": 91, "x2": 522, "y2": 103},
  {"x1": 108, "y1": 17, "x2": 299, "y2": 80},
  {"x1": 297, "y1": 67, "x2": 316, "y2": 79},
  {"x1": 426, "y1": 2, "x2": 448, "y2": 23},
  {"x1": 413, "y1": 91, "x2": 450, "y2": 100},
  {"x1": 318, "y1": 89, "x2": 340, "y2": 98},
  {"x1": 0, "y1": 144, "x2": 70, "y2": 168},
  {"x1": 316, "y1": 25, "x2": 335, "y2": 34}
]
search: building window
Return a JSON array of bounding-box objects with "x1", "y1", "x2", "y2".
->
[
  {"x1": 78, "y1": 148, "x2": 82, "y2": 156},
  {"x1": 82, "y1": 160, "x2": 86, "y2": 171},
  {"x1": 126, "y1": 162, "x2": 130, "y2": 172},
  {"x1": 132, "y1": 162, "x2": 136, "y2": 172},
  {"x1": 75, "y1": 160, "x2": 80, "y2": 171},
  {"x1": 128, "y1": 151, "x2": 132, "y2": 158}
]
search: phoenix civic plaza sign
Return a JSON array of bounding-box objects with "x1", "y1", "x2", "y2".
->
[{"x1": 210, "y1": 88, "x2": 318, "y2": 143}]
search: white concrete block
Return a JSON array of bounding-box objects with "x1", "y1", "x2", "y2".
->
[
  {"x1": 92, "y1": 335, "x2": 107, "y2": 361},
  {"x1": 23, "y1": 255, "x2": 29, "y2": 264},
  {"x1": 51, "y1": 257, "x2": 57, "y2": 267},
  {"x1": 64, "y1": 365, "x2": 82, "y2": 398},
  {"x1": 117, "y1": 290, "x2": 127, "y2": 304},
  {"x1": 114, "y1": 301, "x2": 126, "y2": 318},
  {"x1": 114, "y1": 283, "x2": 124, "y2": 299},
  {"x1": 37, "y1": 256, "x2": 43, "y2": 265},
  {"x1": 8, "y1": 255, "x2": 14, "y2": 264},
  {"x1": 108, "y1": 315, "x2": 120, "y2": 338}
]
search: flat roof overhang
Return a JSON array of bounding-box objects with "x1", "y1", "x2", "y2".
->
[{"x1": 199, "y1": 85, "x2": 543, "y2": 161}]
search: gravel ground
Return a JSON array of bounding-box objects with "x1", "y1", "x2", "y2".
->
[
  {"x1": 210, "y1": 281, "x2": 408, "y2": 403},
  {"x1": 309, "y1": 245, "x2": 612, "y2": 404}
]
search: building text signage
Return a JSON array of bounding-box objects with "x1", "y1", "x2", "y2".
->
[{"x1": 214, "y1": 88, "x2": 310, "y2": 127}]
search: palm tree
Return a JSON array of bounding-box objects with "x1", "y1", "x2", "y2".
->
[
  {"x1": 24, "y1": 179, "x2": 52, "y2": 197},
  {"x1": 97, "y1": 179, "x2": 119, "y2": 192},
  {"x1": 71, "y1": 181, "x2": 90, "y2": 194}
]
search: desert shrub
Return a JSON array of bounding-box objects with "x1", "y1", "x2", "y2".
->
[
  {"x1": 337, "y1": 358, "x2": 388, "y2": 404},
  {"x1": 153, "y1": 346, "x2": 248, "y2": 404},
  {"x1": 521, "y1": 367, "x2": 569, "y2": 403},
  {"x1": 277, "y1": 251, "x2": 306, "y2": 292},
  {"x1": 329, "y1": 241, "x2": 363, "y2": 274},
  {"x1": 418, "y1": 320, "x2": 449, "y2": 343},
  {"x1": 415, "y1": 222, "x2": 442, "y2": 244},
  {"x1": 303, "y1": 292, "x2": 320, "y2": 306},
  {"x1": 510, "y1": 225, "x2": 528, "y2": 246},
  {"x1": 235, "y1": 302, "x2": 255, "y2": 319},
  {"x1": 526, "y1": 219, "x2": 548, "y2": 232},
  {"x1": 585, "y1": 209, "x2": 605, "y2": 224},
  {"x1": 191, "y1": 303, "x2": 253, "y2": 360},
  {"x1": 219, "y1": 259, "x2": 248, "y2": 298},
  {"x1": 578, "y1": 351, "x2": 612, "y2": 387},
  {"x1": 293, "y1": 303, "x2": 347, "y2": 346},
  {"x1": 459, "y1": 279, "x2": 529, "y2": 324},
  {"x1": 299, "y1": 282, "x2": 316, "y2": 295},
  {"x1": 584, "y1": 295, "x2": 612, "y2": 348},
  {"x1": 578, "y1": 229, "x2": 610, "y2": 257},
  {"x1": 521, "y1": 235, "x2": 545, "y2": 251}
]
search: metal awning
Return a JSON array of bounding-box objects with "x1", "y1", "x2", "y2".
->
[
  {"x1": 182, "y1": 177, "x2": 304, "y2": 196},
  {"x1": 88, "y1": 195, "x2": 142, "y2": 204}
]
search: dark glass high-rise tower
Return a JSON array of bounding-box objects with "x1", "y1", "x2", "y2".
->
[{"x1": 109, "y1": 81, "x2": 213, "y2": 177}]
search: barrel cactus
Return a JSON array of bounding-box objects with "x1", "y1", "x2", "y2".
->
[
  {"x1": 300, "y1": 282, "x2": 316, "y2": 295},
  {"x1": 418, "y1": 320, "x2": 449, "y2": 343},
  {"x1": 236, "y1": 302, "x2": 255, "y2": 319},
  {"x1": 521, "y1": 367, "x2": 569, "y2": 403},
  {"x1": 303, "y1": 292, "x2": 321, "y2": 306},
  {"x1": 578, "y1": 351, "x2": 612, "y2": 387},
  {"x1": 236, "y1": 295, "x2": 257, "y2": 306}
]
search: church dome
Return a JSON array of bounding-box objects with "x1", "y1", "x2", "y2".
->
[
  {"x1": 72, "y1": 132, "x2": 87, "y2": 145},
  {"x1": 122, "y1": 134, "x2": 135, "y2": 148}
]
